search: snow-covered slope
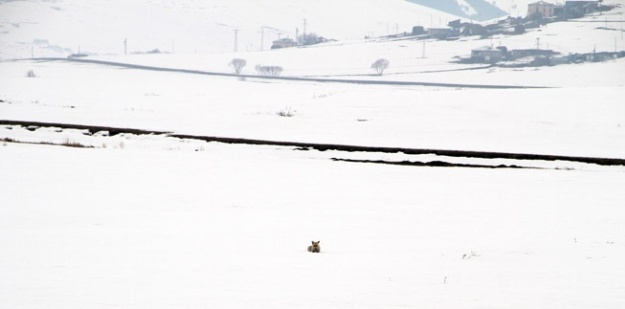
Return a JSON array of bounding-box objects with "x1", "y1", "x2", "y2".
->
[
  {"x1": 1, "y1": 0, "x2": 624, "y2": 156},
  {"x1": 1, "y1": 58, "x2": 624, "y2": 157},
  {"x1": 0, "y1": 0, "x2": 462, "y2": 59}
]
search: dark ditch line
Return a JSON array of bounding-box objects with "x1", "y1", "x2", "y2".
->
[
  {"x1": 171, "y1": 133, "x2": 625, "y2": 167},
  {"x1": 2, "y1": 120, "x2": 624, "y2": 167},
  {"x1": 331, "y1": 158, "x2": 543, "y2": 170},
  {"x1": 0, "y1": 120, "x2": 171, "y2": 136}
]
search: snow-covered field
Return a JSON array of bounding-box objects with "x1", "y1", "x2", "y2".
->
[
  {"x1": 2, "y1": 136, "x2": 623, "y2": 308},
  {"x1": 2, "y1": 59, "x2": 624, "y2": 157},
  {"x1": 1, "y1": 0, "x2": 625, "y2": 308}
]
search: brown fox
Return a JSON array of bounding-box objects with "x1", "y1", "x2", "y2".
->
[{"x1": 307, "y1": 241, "x2": 321, "y2": 253}]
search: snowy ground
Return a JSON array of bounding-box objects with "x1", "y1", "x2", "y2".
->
[
  {"x1": 1, "y1": 60, "x2": 624, "y2": 158},
  {"x1": 2, "y1": 134, "x2": 625, "y2": 308},
  {"x1": 2, "y1": 55, "x2": 624, "y2": 309},
  {"x1": 2, "y1": 0, "x2": 625, "y2": 308}
]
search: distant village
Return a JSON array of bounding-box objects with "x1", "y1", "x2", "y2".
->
[
  {"x1": 454, "y1": 0, "x2": 624, "y2": 66},
  {"x1": 271, "y1": 0, "x2": 624, "y2": 68}
]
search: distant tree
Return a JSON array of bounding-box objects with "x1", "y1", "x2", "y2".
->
[
  {"x1": 255, "y1": 65, "x2": 283, "y2": 77},
  {"x1": 371, "y1": 58, "x2": 390, "y2": 75},
  {"x1": 229, "y1": 58, "x2": 247, "y2": 74},
  {"x1": 146, "y1": 48, "x2": 163, "y2": 54},
  {"x1": 298, "y1": 32, "x2": 326, "y2": 46}
]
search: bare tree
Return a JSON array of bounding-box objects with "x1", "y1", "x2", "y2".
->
[
  {"x1": 371, "y1": 58, "x2": 390, "y2": 75},
  {"x1": 229, "y1": 58, "x2": 247, "y2": 74},
  {"x1": 255, "y1": 65, "x2": 283, "y2": 77}
]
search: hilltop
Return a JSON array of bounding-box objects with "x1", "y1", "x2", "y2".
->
[{"x1": 0, "y1": 0, "x2": 461, "y2": 59}]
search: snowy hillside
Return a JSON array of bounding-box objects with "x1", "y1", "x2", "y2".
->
[{"x1": 0, "y1": 0, "x2": 461, "y2": 59}]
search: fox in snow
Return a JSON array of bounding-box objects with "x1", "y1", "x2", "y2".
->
[{"x1": 307, "y1": 241, "x2": 321, "y2": 253}]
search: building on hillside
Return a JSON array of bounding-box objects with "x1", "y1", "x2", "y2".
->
[
  {"x1": 271, "y1": 38, "x2": 298, "y2": 49},
  {"x1": 563, "y1": 0, "x2": 601, "y2": 17},
  {"x1": 587, "y1": 51, "x2": 620, "y2": 62},
  {"x1": 428, "y1": 28, "x2": 454, "y2": 39},
  {"x1": 471, "y1": 46, "x2": 507, "y2": 63},
  {"x1": 527, "y1": 1, "x2": 556, "y2": 19},
  {"x1": 411, "y1": 26, "x2": 426, "y2": 35},
  {"x1": 509, "y1": 49, "x2": 558, "y2": 59}
]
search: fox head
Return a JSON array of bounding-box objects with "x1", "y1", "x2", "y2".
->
[{"x1": 311, "y1": 241, "x2": 320, "y2": 247}]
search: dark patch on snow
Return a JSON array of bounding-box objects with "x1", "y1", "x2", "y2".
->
[
  {"x1": 331, "y1": 158, "x2": 534, "y2": 169},
  {"x1": 1, "y1": 120, "x2": 624, "y2": 167}
]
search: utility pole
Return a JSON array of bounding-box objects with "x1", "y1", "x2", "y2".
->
[
  {"x1": 124, "y1": 38, "x2": 127, "y2": 55},
  {"x1": 536, "y1": 37, "x2": 540, "y2": 49},
  {"x1": 422, "y1": 40, "x2": 426, "y2": 58},
  {"x1": 260, "y1": 27, "x2": 265, "y2": 51},
  {"x1": 234, "y1": 29, "x2": 238, "y2": 52},
  {"x1": 302, "y1": 18, "x2": 307, "y2": 42}
]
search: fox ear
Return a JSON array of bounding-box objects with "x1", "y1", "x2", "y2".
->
[{"x1": 311, "y1": 241, "x2": 315, "y2": 244}]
